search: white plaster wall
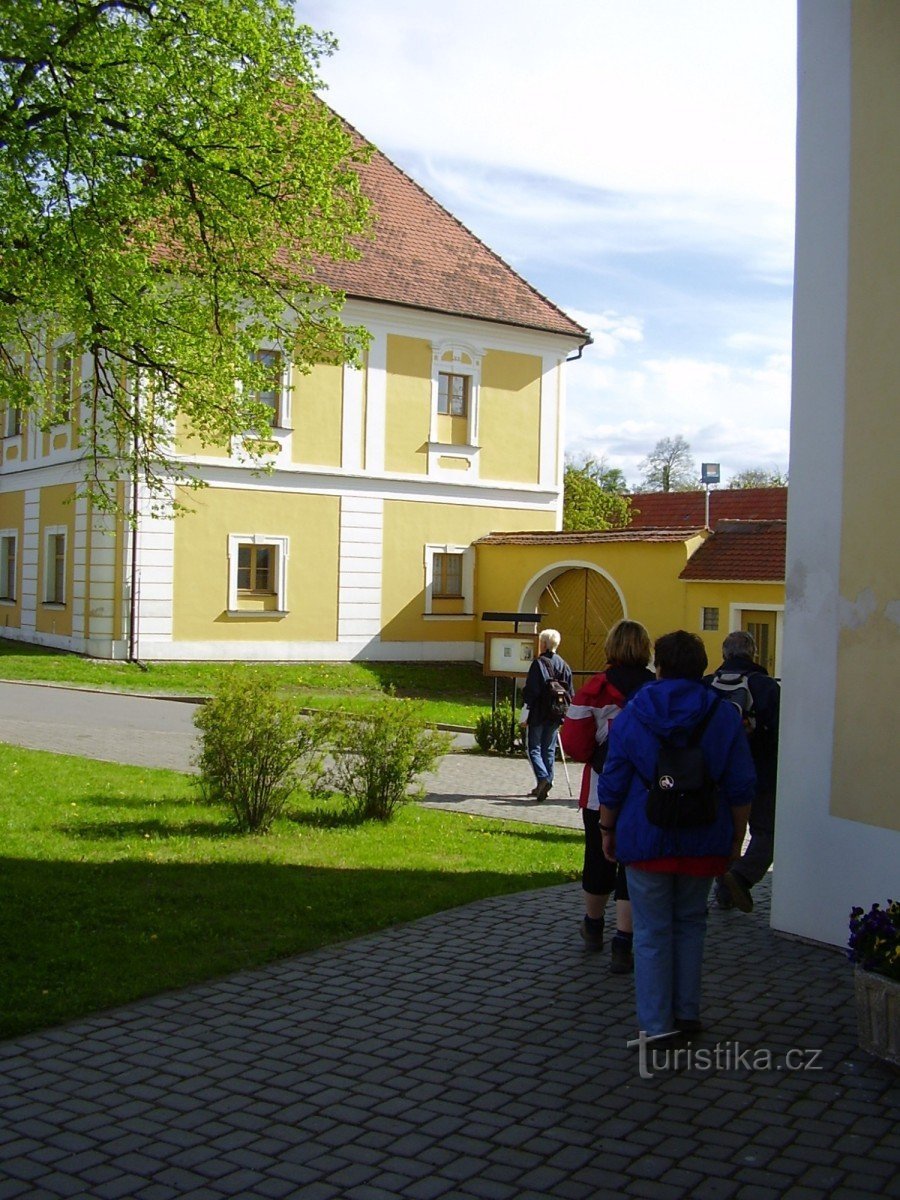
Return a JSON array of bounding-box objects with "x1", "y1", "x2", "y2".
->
[{"x1": 772, "y1": 0, "x2": 900, "y2": 947}]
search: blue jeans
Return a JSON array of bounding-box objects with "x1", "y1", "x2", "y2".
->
[
  {"x1": 625, "y1": 867, "x2": 711, "y2": 1037},
  {"x1": 527, "y1": 721, "x2": 560, "y2": 785}
]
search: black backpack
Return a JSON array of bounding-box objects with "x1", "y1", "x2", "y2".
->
[
  {"x1": 641, "y1": 702, "x2": 720, "y2": 830},
  {"x1": 537, "y1": 657, "x2": 570, "y2": 723}
]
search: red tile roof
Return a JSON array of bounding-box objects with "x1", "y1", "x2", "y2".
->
[
  {"x1": 314, "y1": 126, "x2": 589, "y2": 341},
  {"x1": 477, "y1": 529, "x2": 696, "y2": 546},
  {"x1": 679, "y1": 521, "x2": 786, "y2": 582},
  {"x1": 626, "y1": 488, "x2": 787, "y2": 529}
]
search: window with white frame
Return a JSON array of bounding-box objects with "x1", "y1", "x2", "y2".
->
[
  {"x1": 3, "y1": 406, "x2": 22, "y2": 438},
  {"x1": 43, "y1": 526, "x2": 67, "y2": 605},
  {"x1": 424, "y1": 544, "x2": 473, "y2": 617},
  {"x1": 437, "y1": 372, "x2": 469, "y2": 418},
  {"x1": 51, "y1": 344, "x2": 75, "y2": 425},
  {"x1": 227, "y1": 534, "x2": 289, "y2": 614},
  {"x1": 249, "y1": 348, "x2": 289, "y2": 429},
  {"x1": 430, "y1": 342, "x2": 481, "y2": 450},
  {"x1": 433, "y1": 551, "x2": 463, "y2": 598},
  {"x1": 0, "y1": 531, "x2": 17, "y2": 601}
]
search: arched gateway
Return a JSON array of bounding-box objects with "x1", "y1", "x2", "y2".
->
[{"x1": 532, "y1": 567, "x2": 625, "y2": 676}]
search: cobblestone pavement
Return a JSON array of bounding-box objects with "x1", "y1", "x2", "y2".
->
[{"x1": 1, "y1": 686, "x2": 898, "y2": 1199}]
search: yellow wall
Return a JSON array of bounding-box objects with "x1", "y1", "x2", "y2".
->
[
  {"x1": 476, "y1": 540, "x2": 696, "y2": 648},
  {"x1": 172, "y1": 486, "x2": 340, "y2": 642},
  {"x1": 380, "y1": 502, "x2": 555, "y2": 642},
  {"x1": 478, "y1": 351, "x2": 542, "y2": 484},
  {"x1": 35, "y1": 483, "x2": 75, "y2": 637},
  {"x1": 174, "y1": 413, "x2": 227, "y2": 459},
  {"x1": 292, "y1": 362, "x2": 343, "y2": 466},
  {"x1": 681, "y1": 581, "x2": 784, "y2": 671},
  {"x1": 0, "y1": 487, "x2": 24, "y2": 629},
  {"x1": 831, "y1": 2, "x2": 900, "y2": 831},
  {"x1": 384, "y1": 336, "x2": 430, "y2": 475}
]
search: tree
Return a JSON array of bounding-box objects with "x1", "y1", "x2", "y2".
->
[
  {"x1": 638, "y1": 435, "x2": 700, "y2": 492},
  {"x1": 0, "y1": 0, "x2": 372, "y2": 513},
  {"x1": 728, "y1": 468, "x2": 789, "y2": 488},
  {"x1": 562, "y1": 454, "x2": 631, "y2": 531}
]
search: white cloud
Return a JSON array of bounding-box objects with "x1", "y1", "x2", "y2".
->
[
  {"x1": 564, "y1": 309, "x2": 644, "y2": 358},
  {"x1": 565, "y1": 352, "x2": 791, "y2": 487},
  {"x1": 300, "y1": 0, "x2": 797, "y2": 479}
]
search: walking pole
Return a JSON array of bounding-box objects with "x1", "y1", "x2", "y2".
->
[{"x1": 557, "y1": 736, "x2": 573, "y2": 798}]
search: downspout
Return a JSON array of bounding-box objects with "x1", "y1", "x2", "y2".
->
[{"x1": 127, "y1": 429, "x2": 147, "y2": 669}]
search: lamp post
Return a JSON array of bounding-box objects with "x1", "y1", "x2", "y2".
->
[{"x1": 701, "y1": 462, "x2": 720, "y2": 530}]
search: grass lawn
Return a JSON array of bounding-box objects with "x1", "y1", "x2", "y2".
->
[
  {"x1": 0, "y1": 743, "x2": 580, "y2": 1040},
  {"x1": 0, "y1": 641, "x2": 495, "y2": 727}
]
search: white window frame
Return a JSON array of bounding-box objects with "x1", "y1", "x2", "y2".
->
[
  {"x1": 424, "y1": 543, "x2": 474, "y2": 619},
  {"x1": 227, "y1": 533, "x2": 289, "y2": 615},
  {"x1": 0, "y1": 529, "x2": 17, "y2": 602},
  {"x1": 43, "y1": 525, "x2": 67, "y2": 605},
  {"x1": 427, "y1": 341, "x2": 483, "y2": 479},
  {"x1": 248, "y1": 346, "x2": 291, "y2": 430},
  {"x1": 51, "y1": 338, "x2": 76, "y2": 426},
  {"x1": 3, "y1": 404, "x2": 22, "y2": 439}
]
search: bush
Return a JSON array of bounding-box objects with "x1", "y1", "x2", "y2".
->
[
  {"x1": 322, "y1": 698, "x2": 452, "y2": 821},
  {"x1": 194, "y1": 672, "x2": 324, "y2": 833},
  {"x1": 474, "y1": 699, "x2": 522, "y2": 756}
]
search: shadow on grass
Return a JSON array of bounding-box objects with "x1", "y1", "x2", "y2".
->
[
  {"x1": 0, "y1": 856, "x2": 572, "y2": 1041},
  {"x1": 59, "y1": 818, "x2": 231, "y2": 840}
]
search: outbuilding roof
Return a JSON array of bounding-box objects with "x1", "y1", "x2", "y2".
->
[
  {"x1": 476, "y1": 529, "x2": 698, "y2": 546},
  {"x1": 313, "y1": 126, "x2": 589, "y2": 341},
  {"x1": 626, "y1": 487, "x2": 787, "y2": 529},
  {"x1": 678, "y1": 520, "x2": 786, "y2": 582}
]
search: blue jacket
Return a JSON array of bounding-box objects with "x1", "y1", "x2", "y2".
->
[{"x1": 596, "y1": 677, "x2": 756, "y2": 864}]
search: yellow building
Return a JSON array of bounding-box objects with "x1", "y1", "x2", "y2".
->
[{"x1": 0, "y1": 133, "x2": 588, "y2": 660}]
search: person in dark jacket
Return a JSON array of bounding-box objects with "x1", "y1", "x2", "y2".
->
[
  {"x1": 705, "y1": 630, "x2": 781, "y2": 914},
  {"x1": 598, "y1": 631, "x2": 755, "y2": 1041},
  {"x1": 521, "y1": 628, "x2": 573, "y2": 803}
]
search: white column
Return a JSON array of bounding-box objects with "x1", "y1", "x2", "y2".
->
[
  {"x1": 364, "y1": 329, "x2": 387, "y2": 475},
  {"x1": 20, "y1": 490, "x2": 39, "y2": 636},
  {"x1": 338, "y1": 496, "x2": 383, "y2": 644}
]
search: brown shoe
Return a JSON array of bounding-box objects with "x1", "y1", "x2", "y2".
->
[{"x1": 535, "y1": 779, "x2": 552, "y2": 802}]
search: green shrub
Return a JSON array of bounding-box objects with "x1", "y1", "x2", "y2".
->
[
  {"x1": 322, "y1": 698, "x2": 452, "y2": 821},
  {"x1": 474, "y1": 699, "x2": 521, "y2": 756},
  {"x1": 194, "y1": 672, "x2": 324, "y2": 832}
]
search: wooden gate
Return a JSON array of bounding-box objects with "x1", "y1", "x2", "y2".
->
[{"x1": 538, "y1": 568, "x2": 624, "y2": 675}]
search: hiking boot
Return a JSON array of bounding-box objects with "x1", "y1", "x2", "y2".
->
[
  {"x1": 721, "y1": 870, "x2": 753, "y2": 913},
  {"x1": 534, "y1": 779, "x2": 552, "y2": 802},
  {"x1": 579, "y1": 917, "x2": 604, "y2": 951},
  {"x1": 610, "y1": 938, "x2": 634, "y2": 974}
]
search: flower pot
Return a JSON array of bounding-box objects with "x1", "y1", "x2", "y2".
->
[{"x1": 854, "y1": 967, "x2": 900, "y2": 1067}]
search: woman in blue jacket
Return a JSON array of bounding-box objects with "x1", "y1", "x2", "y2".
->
[{"x1": 597, "y1": 630, "x2": 755, "y2": 1041}]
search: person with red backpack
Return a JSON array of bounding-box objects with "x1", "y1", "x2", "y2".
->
[{"x1": 560, "y1": 620, "x2": 654, "y2": 972}]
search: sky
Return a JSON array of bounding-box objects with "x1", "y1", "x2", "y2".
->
[{"x1": 299, "y1": 0, "x2": 797, "y2": 489}]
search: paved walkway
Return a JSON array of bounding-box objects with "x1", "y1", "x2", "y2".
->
[{"x1": 1, "y1": 684, "x2": 898, "y2": 1200}]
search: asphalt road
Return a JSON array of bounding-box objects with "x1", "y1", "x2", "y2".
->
[
  {"x1": 0, "y1": 680, "x2": 582, "y2": 828},
  {"x1": 0, "y1": 680, "x2": 201, "y2": 773}
]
